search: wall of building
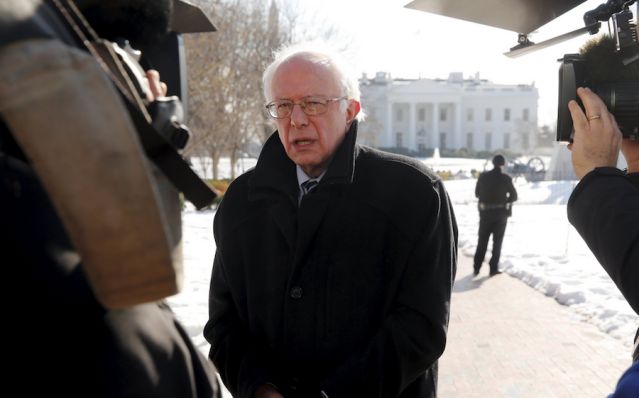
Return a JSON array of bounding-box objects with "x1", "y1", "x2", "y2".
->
[{"x1": 359, "y1": 73, "x2": 539, "y2": 155}]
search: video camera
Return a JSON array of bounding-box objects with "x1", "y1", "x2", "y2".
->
[
  {"x1": 68, "y1": 0, "x2": 215, "y2": 151},
  {"x1": 52, "y1": 0, "x2": 218, "y2": 209},
  {"x1": 556, "y1": 0, "x2": 639, "y2": 142},
  {"x1": 34, "y1": 0, "x2": 217, "y2": 308},
  {"x1": 111, "y1": 37, "x2": 190, "y2": 150}
]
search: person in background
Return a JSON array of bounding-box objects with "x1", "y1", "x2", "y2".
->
[
  {"x1": 205, "y1": 42, "x2": 458, "y2": 398},
  {"x1": 473, "y1": 154, "x2": 518, "y2": 276}
]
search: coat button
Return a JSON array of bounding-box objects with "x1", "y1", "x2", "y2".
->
[{"x1": 290, "y1": 286, "x2": 303, "y2": 299}]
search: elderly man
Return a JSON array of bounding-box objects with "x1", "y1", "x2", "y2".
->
[{"x1": 204, "y1": 43, "x2": 458, "y2": 398}]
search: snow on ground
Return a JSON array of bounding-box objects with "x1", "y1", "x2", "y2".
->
[{"x1": 445, "y1": 178, "x2": 638, "y2": 347}]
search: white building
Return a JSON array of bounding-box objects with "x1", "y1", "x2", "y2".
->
[{"x1": 358, "y1": 72, "x2": 539, "y2": 155}]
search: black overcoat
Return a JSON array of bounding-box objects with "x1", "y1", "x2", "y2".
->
[
  {"x1": 475, "y1": 167, "x2": 518, "y2": 220},
  {"x1": 206, "y1": 122, "x2": 458, "y2": 398},
  {"x1": 567, "y1": 167, "x2": 639, "y2": 362}
]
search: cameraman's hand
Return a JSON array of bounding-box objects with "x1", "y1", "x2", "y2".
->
[
  {"x1": 567, "y1": 87, "x2": 622, "y2": 179},
  {"x1": 145, "y1": 69, "x2": 167, "y2": 102}
]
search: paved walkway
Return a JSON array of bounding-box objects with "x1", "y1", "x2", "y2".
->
[{"x1": 438, "y1": 253, "x2": 633, "y2": 398}]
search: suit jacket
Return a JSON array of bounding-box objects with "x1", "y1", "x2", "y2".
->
[
  {"x1": 206, "y1": 121, "x2": 458, "y2": 398},
  {"x1": 475, "y1": 167, "x2": 518, "y2": 219}
]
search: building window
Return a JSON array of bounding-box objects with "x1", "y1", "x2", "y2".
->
[
  {"x1": 504, "y1": 133, "x2": 510, "y2": 149},
  {"x1": 466, "y1": 132, "x2": 473, "y2": 149},
  {"x1": 485, "y1": 108, "x2": 492, "y2": 121},
  {"x1": 504, "y1": 108, "x2": 510, "y2": 121},
  {"x1": 418, "y1": 143, "x2": 426, "y2": 153},
  {"x1": 396, "y1": 132, "x2": 403, "y2": 148},
  {"x1": 418, "y1": 108, "x2": 425, "y2": 121},
  {"x1": 439, "y1": 108, "x2": 447, "y2": 122},
  {"x1": 522, "y1": 133, "x2": 529, "y2": 150},
  {"x1": 417, "y1": 128, "x2": 425, "y2": 136},
  {"x1": 439, "y1": 132, "x2": 447, "y2": 149},
  {"x1": 467, "y1": 108, "x2": 474, "y2": 121},
  {"x1": 523, "y1": 108, "x2": 530, "y2": 121},
  {"x1": 396, "y1": 108, "x2": 403, "y2": 122},
  {"x1": 485, "y1": 132, "x2": 492, "y2": 150}
]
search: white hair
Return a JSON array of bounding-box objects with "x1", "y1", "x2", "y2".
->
[{"x1": 262, "y1": 41, "x2": 365, "y2": 121}]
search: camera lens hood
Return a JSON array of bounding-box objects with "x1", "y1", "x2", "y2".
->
[{"x1": 556, "y1": 55, "x2": 580, "y2": 142}]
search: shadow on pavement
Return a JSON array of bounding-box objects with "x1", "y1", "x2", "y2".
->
[{"x1": 453, "y1": 272, "x2": 489, "y2": 293}]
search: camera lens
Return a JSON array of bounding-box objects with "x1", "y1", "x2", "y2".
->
[
  {"x1": 556, "y1": 55, "x2": 639, "y2": 142},
  {"x1": 593, "y1": 81, "x2": 639, "y2": 140}
]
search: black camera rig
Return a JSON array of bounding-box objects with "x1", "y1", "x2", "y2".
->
[{"x1": 556, "y1": 0, "x2": 639, "y2": 142}]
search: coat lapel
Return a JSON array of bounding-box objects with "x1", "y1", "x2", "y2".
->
[
  {"x1": 248, "y1": 133, "x2": 299, "y2": 252},
  {"x1": 269, "y1": 200, "x2": 297, "y2": 251},
  {"x1": 293, "y1": 190, "x2": 330, "y2": 265},
  {"x1": 291, "y1": 122, "x2": 359, "y2": 265},
  {"x1": 248, "y1": 122, "x2": 360, "y2": 262}
]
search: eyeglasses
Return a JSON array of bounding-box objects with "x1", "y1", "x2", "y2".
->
[{"x1": 265, "y1": 96, "x2": 348, "y2": 119}]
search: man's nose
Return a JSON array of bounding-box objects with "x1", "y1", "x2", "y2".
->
[{"x1": 290, "y1": 103, "x2": 308, "y2": 127}]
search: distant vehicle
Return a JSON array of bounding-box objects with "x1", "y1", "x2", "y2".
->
[{"x1": 483, "y1": 156, "x2": 546, "y2": 182}]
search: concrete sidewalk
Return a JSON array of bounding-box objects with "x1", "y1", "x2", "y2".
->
[{"x1": 438, "y1": 253, "x2": 634, "y2": 398}]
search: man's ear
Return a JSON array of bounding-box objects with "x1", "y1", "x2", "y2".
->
[{"x1": 346, "y1": 99, "x2": 361, "y2": 123}]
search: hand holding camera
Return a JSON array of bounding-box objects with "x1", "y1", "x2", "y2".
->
[
  {"x1": 567, "y1": 87, "x2": 623, "y2": 178},
  {"x1": 144, "y1": 68, "x2": 191, "y2": 150},
  {"x1": 145, "y1": 69, "x2": 168, "y2": 101}
]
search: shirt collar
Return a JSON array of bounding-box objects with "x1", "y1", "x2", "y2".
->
[{"x1": 296, "y1": 165, "x2": 326, "y2": 188}]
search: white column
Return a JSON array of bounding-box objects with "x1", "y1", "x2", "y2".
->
[
  {"x1": 454, "y1": 102, "x2": 462, "y2": 149},
  {"x1": 431, "y1": 102, "x2": 439, "y2": 149},
  {"x1": 386, "y1": 101, "x2": 393, "y2": 147},
  {"x1": 408, "y1": 102, "x2": 416, "y2": 151}
]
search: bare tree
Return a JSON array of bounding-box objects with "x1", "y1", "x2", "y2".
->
[{"x1": 184, "y1": 0, "x2": 292, "y2": 179}]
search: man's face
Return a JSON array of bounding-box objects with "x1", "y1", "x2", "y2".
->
[{"x1": 270, "y1": 56, "x2": 360, "y2": 177}]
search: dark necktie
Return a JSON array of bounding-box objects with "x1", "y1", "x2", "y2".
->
[{"x1": 301, "y1": 179, "x2": 319, "y2": 196}]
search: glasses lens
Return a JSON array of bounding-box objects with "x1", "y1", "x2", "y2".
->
[
  {"x1": 302, "y1": 98, "x2": 326, "y2": 116},
  {"x1": 278, "y1": 101, "x2": 294, "y2": 118},
  {"x1": 267, "y1": 101, "x2": 292, "y2": 118}
]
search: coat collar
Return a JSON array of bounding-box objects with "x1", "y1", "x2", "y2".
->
[{"x1": 248, "y1": 120, "x2": 359, "y2": 202}]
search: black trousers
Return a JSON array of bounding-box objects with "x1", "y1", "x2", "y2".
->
[{"x1": 473, "y1": 215, "x2": 508, "y2": 273}]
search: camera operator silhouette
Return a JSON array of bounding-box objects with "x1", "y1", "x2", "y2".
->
[
  {"x1": 566, "y1": 34, "x2": 639, "y2": 397},
  {"x1": 0, "y1": 0, "x2": 221, "y2": 396}
]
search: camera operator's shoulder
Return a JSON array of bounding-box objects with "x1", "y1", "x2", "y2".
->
[{"x1": 0, "y1": 0, "x2": 76, "y2": 49}]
